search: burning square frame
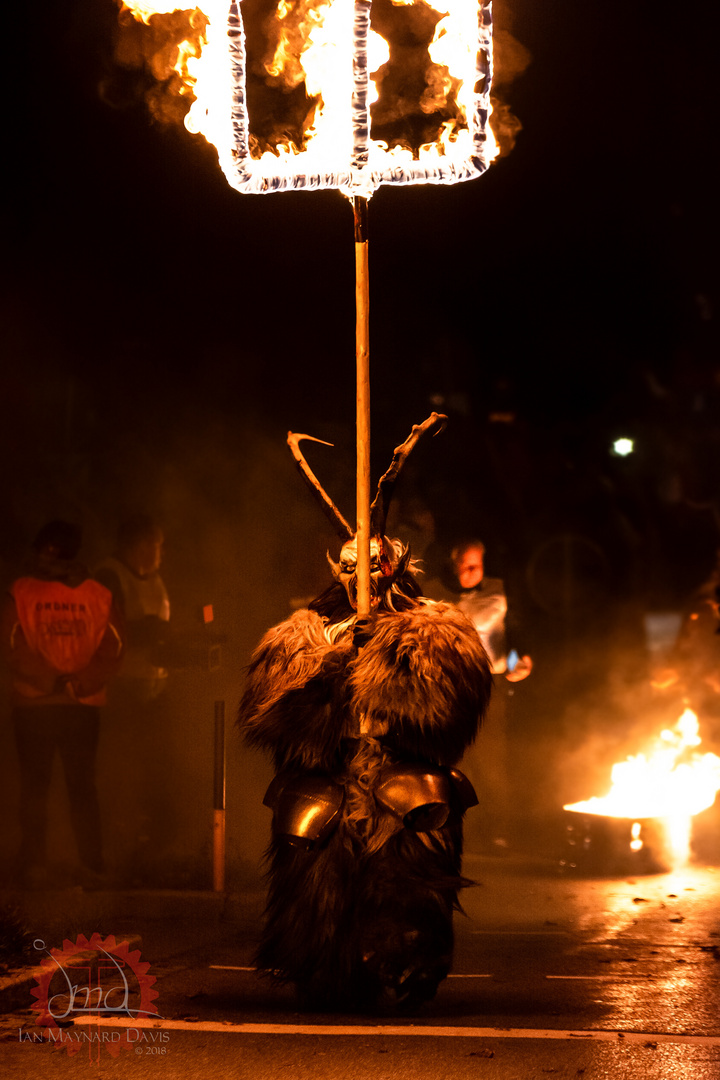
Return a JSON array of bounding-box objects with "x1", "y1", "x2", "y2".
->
[{"x1": 221, "y1": 0, "x2": 494, "y2": 198}]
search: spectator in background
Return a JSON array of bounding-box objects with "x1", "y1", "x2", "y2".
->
[
  {"x1": 95, "y1": 515, "x2": 170, "y2": 703},
  {"x1": 452, "y1": 541, "x2": 533, "y2": 683},
  {"x1": 94, "y1": 515, "x2": 174, "y2": 881},
  {"x1": 2, "y1": 521, "x2": 124, "y2": 888},
  {"x1": 424, "y1": 538, "x2": 532, "y2": 851}
]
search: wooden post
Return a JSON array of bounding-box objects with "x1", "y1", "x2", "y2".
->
[
  {"x1": 354, "y1": 194, "x2": 371, "y2": 618},
  {"x1": 212, "y1": 700, "x2": 226, "y2": 893}
]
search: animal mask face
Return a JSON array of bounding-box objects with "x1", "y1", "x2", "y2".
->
[{"x1": 328, "y1": 536, "x2": 398, "y2": 611}]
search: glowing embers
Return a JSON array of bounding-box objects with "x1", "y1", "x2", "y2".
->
[
  {"x1": 564, "y1": 709, "x2": 720, "y2": 869},
  {"x1": 119, "y1": 0, "x2": 494, "y2": 197}
]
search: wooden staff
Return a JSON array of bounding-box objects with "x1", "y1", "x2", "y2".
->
[{"x1": 354, "y1": 194, "x2": 371, "y2": 618}]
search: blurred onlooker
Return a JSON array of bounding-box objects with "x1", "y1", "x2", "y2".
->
[
  {"x1": 95, "y1": 515, "x2": 170, "y2": 703},
  {"x1": 423, "y1": 538, "x2": 532, "y2": 851},
  {"x1": 1, "y1": 521, "x2": 124, "y2": 888},
  {"x1": 94, "y1": 515, "x2": 175, "y2": 880},
  {"x1": 453, "y1": 542, "x2": 533, "y2": 682},
  {"x1": 425, "y1": 539, "x2": 532, "y2": 681}
]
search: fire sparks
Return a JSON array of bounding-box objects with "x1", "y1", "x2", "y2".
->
[
  {"x1": 564, "y1": 709, "x2": 720, "y2": 867},
  {"x1": 117, "y1": 0, "x2": 495, "y2": 197}
]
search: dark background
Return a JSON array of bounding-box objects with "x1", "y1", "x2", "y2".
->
[{"x1": 2, "y1": 1, "x2": 720, "y2": 882}]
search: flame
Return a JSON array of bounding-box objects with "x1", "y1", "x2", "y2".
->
[
  {"x1": 122, "y1": 0, "x2": 184, "y2": 16},
  {"x1": 117, "y1": 0, "x2": 495, "y2": 196},
  {"x1": 282, "y1": 0, "x2": 355, "y2": 167},
  {"x1": 564, "y1": 709, "x2": 720, "y2": 866}
]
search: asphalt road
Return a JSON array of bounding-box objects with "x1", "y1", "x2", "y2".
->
[{"x1": 1, "y1": 855, "x2": 719, "y2": 1077}]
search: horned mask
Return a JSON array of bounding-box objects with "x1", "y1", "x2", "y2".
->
[{"x1": 287, "y1": 413, "x2": 447, "y2": 611}]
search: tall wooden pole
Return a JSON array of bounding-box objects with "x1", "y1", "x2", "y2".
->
[{"x1": 354, "y1": 194, "x2": 371, "y2": 618}]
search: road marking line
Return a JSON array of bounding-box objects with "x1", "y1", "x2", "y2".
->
[
  {"x1": 471, "y1": 930, "x2": 571, "y2": 936},
  {"x1": 546, "y1": 975, "x2": 649, "y2": 981},
  {"x1": 72, "y1": 1017, "x2": 720, "y2": 1045},
  {"x1": 209, "y1": 966, "x2": 493, "y2": 978},
  {"x1": 210, "y1": 966, "x2": 256, "y2": 971},
  {"x1": 209, "y1": 968, "x2": 675, "y2": 981}
]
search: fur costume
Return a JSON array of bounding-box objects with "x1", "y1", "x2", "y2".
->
[{"x1": 238, "y1": 558, "x2": 492, "y2": 1011}]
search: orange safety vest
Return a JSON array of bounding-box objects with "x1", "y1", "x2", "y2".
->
[{"x1": 11, "y1": 577, "x2": 114, "y2": 676}]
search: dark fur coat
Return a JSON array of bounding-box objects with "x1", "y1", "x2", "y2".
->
[{"x1": 238, "y1": 592, "x2": 492, "y2": 1011}]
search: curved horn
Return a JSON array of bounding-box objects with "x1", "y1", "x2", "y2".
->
[
  {"x1": 369, "y1": 412, "x2": 448, "y2": 537},
  {"x1": 287, "y1": 432, "x2": 355, "y2": 541}
]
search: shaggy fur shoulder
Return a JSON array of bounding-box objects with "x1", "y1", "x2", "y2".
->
[
  {"x1": 348, "y1": 601, "x2": 492, "y2": 764},
  {"x1": 238, "y1": 608, "x2": 355, "y2": 770}
]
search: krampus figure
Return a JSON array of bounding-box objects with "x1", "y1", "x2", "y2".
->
[{"x1": 238, "y1": 415, "x2": 492, "y2": 1011}]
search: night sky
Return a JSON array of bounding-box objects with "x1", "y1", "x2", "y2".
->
[{"x1": 4, "y1": 0, "x2": 720, "y2": 640}]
